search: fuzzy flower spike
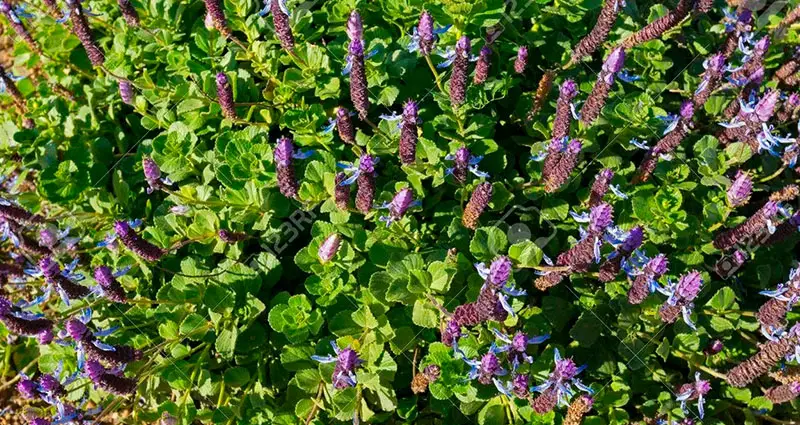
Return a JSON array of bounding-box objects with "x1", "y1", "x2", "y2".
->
[
  {"x1": 113, "y1": 220, "x2": 165, "y2": 262},
  {"x1": 258, "y1": 0, "x2": 294, "y2": 50},
  {"x1": 274, "y1": 136, "x2": 313, "y2": 199},
  {"x1": 0, "y1": 296, "x2": 54, "y2": 344},
  {"x1": 65, "y1": 310, "x2": 142, "y2": 367},
  {"x1": 65, "y1": 0, "x2": 104, "y2": 66},
  {"x1": 445, "y1": 146, "x2": 489, "y2": 183},
  {"x1": 655, "y1": 270, "x2": 703, "y2": 329},
  {"x1": 378, "y1": 188, "x2": 420, "y2": 226},
  {"x1": 311, "y1": 341, "x2": 364, "y2": 389},
  {"x1": 474, "y1": 256, "x2": 527, "y2": 317},
  {"x1": 39, "y1": 257, "x2": 91, "y2": 304},
  {"x1": 142, "y1": 157, "x2": 172, "y2": 194},
  {"x1": 399, "y1": 100, "x2": 419, "y2": 164},
  {"x1": 676, "y1": 372, "x2": 711, "y2": 418},
  {"x1": 408, "y1": 10, "x2": 450, "y2": 55},
  {"x1": 459, "y1": 346, "x2": 507, "y2": 385},
  {"x1": 491, "y1": 328, "x2": 550, "y2": 370},
  {"x1": 93, "y1": 265, "x2": 130, "y2": 303},
  {"x1": 448, "y1": 36, "x2": 471, "y2": 107},
  {"x1": 530, "y1": 349, "x2": 593, "y2": 414},
  {"x1": 580, "y1": 48, "x2": 625, "y2": 125},
  {"x1": 339, "y1": 154, "x2": 378, "y2": 214}
]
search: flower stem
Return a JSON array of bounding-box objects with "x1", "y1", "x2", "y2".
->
[
  {"x1": 425, "y1": 55, "x2": 444, "y2": 93},
  {"x1": 672, "y1": 351, "x2": 727, "y2": 380}
]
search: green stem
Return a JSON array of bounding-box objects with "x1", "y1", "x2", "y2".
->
[
  {"x1": 672, "y1": 352, "x2": 727, "y2": 380},
  {"x1": 424, "y1": 55, "x2": 444, "y2": 93}
]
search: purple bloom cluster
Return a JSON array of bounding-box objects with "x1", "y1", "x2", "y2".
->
[
  {"x1": 113, "y1": 220, "x2": 165, "y2": 262},
  {"x1": 535, "y1": 203, "x2": 614, "y2": 290},
  {"x1": 312, "y1": 341, "x2": 364, "y2": 389},
  {"x1": 655, "y1": 270, "x2": 704, "y2": 329},
  {"x1": 530, "y1": 349, "x2": 592, "y2": 413}
]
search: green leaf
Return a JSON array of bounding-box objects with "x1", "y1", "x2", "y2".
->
[
  {"x1": 470, "y1": 227, "x2": 508, "y2": 261},
  {"x1": 180, "y1": 313, "x2": 208, "y2": 341},
  {"x1": 706, "y1": 287, "x2": 736, "y2": 311},
  {"x1": 412, "y1": 299, "x2": 439, "y2": 328},
  {"x1": 215, "y1": 324, "x2": 238, "y2": 360},
  {"x1": 508, "y1": 241, "x2": 542, "y2": 268},
  {"x1": 223, "y1": 367, "x2": 251, "y2": 388}
]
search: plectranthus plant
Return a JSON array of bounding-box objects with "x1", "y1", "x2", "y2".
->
[{"x1": 3, "y1": 2, "x2": 800, "y2": 424}]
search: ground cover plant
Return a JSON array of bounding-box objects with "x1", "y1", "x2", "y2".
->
[{"x1": 1, "y1": 0, "x2": 800, "y2": 424}]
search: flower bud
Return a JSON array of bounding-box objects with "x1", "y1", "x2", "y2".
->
[
  {"x1": 119, "y1": 80, "x2": 134, "y2": 105},
  {"x1": 318, "y1": 234, "x2": 341, "y2": 263}
]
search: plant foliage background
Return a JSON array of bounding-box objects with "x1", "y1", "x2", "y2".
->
[{"x1": 0, "y1": 0, "x2": 800, "y2": 424}]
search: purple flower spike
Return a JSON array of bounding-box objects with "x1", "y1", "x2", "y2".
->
[
  {"x1": 389, "y1": 188, "x2": 414, "y2": 219},
  {"x1": 473, "y1": 46, "x2": 492, "y2": 84},
  {"x1": 359, "y1": 154, "x2": 375, "y2": 174},
  {"x1": 346, "y1": 10, "x2": 362, "y2": 43},
  {"x1": 355, "y1": 155, "x2": 376, "y2": 214},
  {"x1": 442, "y1": 319, "x2": 462, "y2": 346},
  {"x1": 67, "y1": 0, "x2": 105, "y2": 65},
  {"x1": 318, "y1": 234, "x2": 341, "y2": 263},
  {"x1": 269, "y1": 0, "x2": 294, "y2": 50},
  {"x1": 477, "y1": 352, "x2": 504, "y2": 385},
  {"x1": 314, "y1": 343, "x2": 365, "y2": 390},
  {"x1": 449, "y1": 36, "x2": 470, "y2": 107},
  {"x1": 66, "y1": 318, "x2": 89, "y2": 341},
  {"x1": 551, "y1": 80, "x2": 577, "y2": 142},
  {"x1": 727, "y1": 170, "x2": 752, "y2": 207},
  {"x1": 94, "y1": 266, "x2": 127, "y2": 303},
  {"x1": 588, "y1": 168, "x2": 614, "y2": 207},
  {"x1": 114, "y1": 221, "x2": 165, "y2": 262},
  {"x1": 675, "y1": 271, "x2": 703, "y2": 301},
  {"x1": 143, "y1": 157, "x2": 166, "y2": 193},
  {"x1": 677, "y1": 373, "x2": 712, "y2": 419},
  {"x1": 399, "y1": 100, "x2": 418, "y2": 164},
  {"x1": 531, "y1": 348, "x2": 591, "y2": 413},
  {"x1": 589, "y1": 203, "x2": 613, "y2": 234},
  {"x1": 512, "y1": 374, "x2": 529, "y2": 398},
  {"x1": 85, "y1": 359, "x2": 137, "y2": 395},
  {"x1": 602, "y1": 48, "x2": 626, "y2": 75},
  {"x1": 38, "y1": 373, "x2": 64, "y2": 396},
  {"x1": 417, "y1": 11, "x2": 434, "y2": 55},
  {"x1": 620, "y1": 226, "x2": 644, "y2": 253},
  {"x1": 216, "y1": 72, "x2": 236, "y2": 120},
  {"x1": 487, "y1": 256, "x2": 512, "y2": 286},
  {"x1": 348, "y1": 38, "x2": 370, "y2": 119},
  {"x1": 336, "y1": 107, "x2": 356, "y2": 143},
  {"x1": 118, "y1": 80, "x2": 134, "y2": 105},
  {"x1": 118, "y1": 0, "x2": 140, "y2": 27},
  {"x1": 514, "y1": 46, "x2": 528, "y2": 74},
  {"x1": 203, "y1": 0, "x2": 231, "y2": 36},
  {"x1": 274, "y1": 137, "x2": 299, "y2": 199},
  {"x1": 39, "y1": 257, "x2": 60, "y2": 279},
  {"x1": 17, "y1": 377, "x2": 37, "y2": 399}
]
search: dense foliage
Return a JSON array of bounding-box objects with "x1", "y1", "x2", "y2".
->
[{"x1": 1, "y1": 0, "x2": 800, "y2": 424}]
